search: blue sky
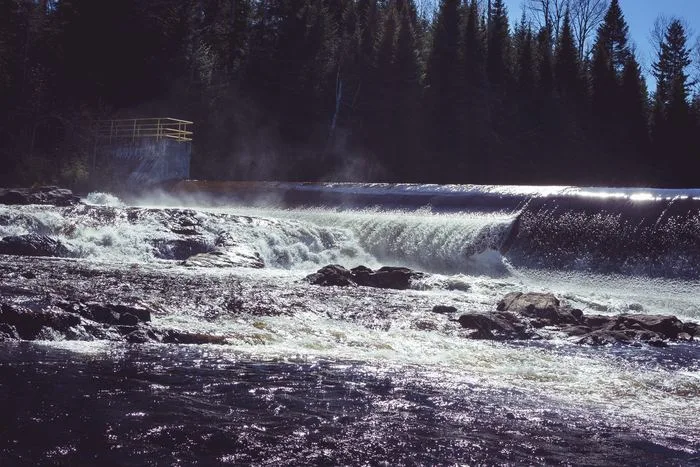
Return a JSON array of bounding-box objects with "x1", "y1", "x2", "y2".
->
[{"x1": 503, "y1": 0, "x2": 700, "y2": 76}]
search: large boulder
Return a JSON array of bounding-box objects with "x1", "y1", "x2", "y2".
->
[
  {"x1": 0, "y1": 234, "x2": 71, "y2": 257},
  {"x1": 617, "y1": 314, "x2": 684, "y2": 340},
  {"x1": 305, "y1": 264, "x2": 424, "y2": 289},
  {"x1": 305, "y1": 264, "x2": 357, "y2": 287},
  {"x1": 497, "y1": 292, "x2": 581, "y2": 326},
  {"x1": 0, "y1": 186, "x2": 80, "y2": 206},
  {"x1": 353, "y1": 266, "x2": 423, "y2": 290},
  {"x1": 458, "y1": 311, "x2": 529, "y2": 340}
]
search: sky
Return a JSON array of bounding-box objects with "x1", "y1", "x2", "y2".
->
[{"x1": 503, "y1": 0, "x2": 700, "y2": 78}]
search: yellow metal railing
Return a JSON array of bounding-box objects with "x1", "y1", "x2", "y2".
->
[{"x1": 95, "y1": 117, "x2": 193, "y2": 143}]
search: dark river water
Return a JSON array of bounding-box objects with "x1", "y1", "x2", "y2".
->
[{"x1": 1, "y1": 342, "x2": 697, "y2": 466}]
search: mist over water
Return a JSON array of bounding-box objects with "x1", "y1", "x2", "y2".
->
[{"x1": 1, "y1": 183, "x2": 700, "y2": 463}]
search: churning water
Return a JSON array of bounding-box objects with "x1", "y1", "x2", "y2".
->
[{"x1": 1, "y1": 183, "x2": 699, "y2": 464}]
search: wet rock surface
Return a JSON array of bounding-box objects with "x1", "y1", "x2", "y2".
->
[
  {"x1": 0, "y1": 186, "x2": 81, "y2": 206},
  {"x1": 453, "y1": 292, "x2": 699, "y2": 346},
  {"x1": 0, "y1": 300, "x2": 228, "y2": 345},
  {"x1": 305, "y1": 264, "x2": 425, "y2": 290},
  {"x1": 0, "y1": 234, "x2": 72, "y2": 258}
]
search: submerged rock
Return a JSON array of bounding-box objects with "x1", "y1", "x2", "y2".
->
[
  {"x1": 0, "y1": 234, "x2": 71, "y2": 258},
  {"x1": 153, "y1": 237, "x2": 212, "y2": 260},
  {"x1": 0, "y1": 186, "x2": 81, "y2": 206},
  {"x1": 305, "y1": 264, "x2": 424, "y2": 289},
  {"x1": 183, "y1": 245, "x2": 265, "y2": 269}
]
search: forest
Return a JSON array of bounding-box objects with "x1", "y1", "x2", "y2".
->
[{"x1": 0, "y1": 0, "x2": 699, "y2": 188}]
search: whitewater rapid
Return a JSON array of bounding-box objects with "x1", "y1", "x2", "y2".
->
[{"x1": 1, "y1": 183, "x2": 700, "y2": 462}]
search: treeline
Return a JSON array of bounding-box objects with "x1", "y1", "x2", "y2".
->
[{"x1": 0, "y1": 0, "x2": 699, "y2": 188}]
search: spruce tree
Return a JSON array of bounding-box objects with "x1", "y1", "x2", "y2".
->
[
  {"x1": 589, "y1": 0, "x2": 637, "y2": 181},
  {"x1": 554, "y1": 12, "x2": 582, "y2": 101},
  {"x1": 425, "y1": 0, "x2": 461, "y2": 181},
  {"x1": 486, "y1": 0, "x2": 510, "y2": 87},
  {"x1": 651, "y1": 19, "x2": 694, "y2": 185},
  {"x1": 513, "y1": 13, "x2": 535, "y2": 93},
  {"x1": 536, "y1": 26, "x2": 554, "y2": 96}
]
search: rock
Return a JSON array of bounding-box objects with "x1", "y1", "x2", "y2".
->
[
  {"x1": 561, "y1": 325, "x2": 592, "y2": 337},
  {"x1": 683, "y1": 322, "x2": 698, "y2": 337},
  {"x1": 161, "y1": 330, "x2": 227, "y2": 345},
  {"x1": 486, "y1": 292, "x2": 699, "y2": 347},
  {"x1": 0, "y1": 323, "x2": 19, "y2": 340},
  {"x1": 361, "y1": 266, "x2": 422, "y2": 290},
  {"x1": 118, "y1": 313, "x2": 140, "y2": 326},
  {"x1": 124, "y1": 329, "x2": 152, "y2": 344},
  {"x1": 0, "y1": 186, "x2": 80, "y2": 206},
  {"x1": 577, "y1": 330, "x2": 631, "y2": 346},
  {"x1": 618, "y1": 314, "x2": 684, "y2": 340},
  {"x1": 183, "y1": 246, "x2": 264, "y2": 269},
  {"x1": 583, "y1": 315, "x2": 613, "y2": 328},
  {"x1": 497, "y1": 292, "x2": 558, "y2": 312},
  {"x1": 0, "y1": 234, "x2": 71, "y2": 257},
  {"x1": 496, "y1": 292, "x2": 580, "y2": 326},
  {"x1": 110, "y1": 304, "x2": 151, "y2": 322},
  {"x1": 306, "y1": 265, "x2": 424, "y2": 290},
  {"x1": 432, "y1": 305, "x2": 458, "y2": 314},
  {"x1": 0, "y1": 303, "x2": 80, "y2": 340},
  {"x1": 56, "y1": 302, "x2": 151, "y2": 325},
  {"x1": 305, "y1": 265, "x2": 357, "y2": 287},
  {"x1": 153, "y1": 238, "x2": 212, "y2": 260},
  {"x1": 350, "y1": 266, "x2": 373, "y2": 285},
  {"x1": 458, "y1": 312, "x2": 527, "y2": 340}
]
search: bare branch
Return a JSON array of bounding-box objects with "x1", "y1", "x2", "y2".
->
[
  {"x1": 525, "y1": 0, "x2": 569, "y2": 39},
  {"x1": 570, "y1": 0, "x2": 607, "y2": 61}
]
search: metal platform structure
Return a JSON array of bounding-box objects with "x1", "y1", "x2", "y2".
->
[{"x1": 93, "y1": 118, "x2": 194, "y2": 189}]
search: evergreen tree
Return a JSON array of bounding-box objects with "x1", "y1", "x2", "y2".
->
[
  {"x1": 463, "y1": 0, "x2": 486, "y2": 87},
  {"x1": 619, "y1": 54, "x2": 649, "y2": 181},
  {"x1": 486, "y1": 0, "x2": 510, "y2": 87},
  {"x1": 391, "y1": 3, "x2": 424, "y2": 179},
  {"x1": 425, "y1": 0, "x2": 461, "y2": 181},
  {"x1": 536, "y1": 26, "x2": 554, "y2": 95},
  {"x1": 651, "y1": 19, "x2": 694, "y2": 185},
  {"x1": 589, "y1": 0, "x2": 639, "y2": 182},
  {"x1": 554, "y1": 12, "x2": 582, "y2": 100},
  {"x1": 513, "y1": 14, "x2": 535, "y2": 93}
]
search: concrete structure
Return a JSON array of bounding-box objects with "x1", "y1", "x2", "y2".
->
[{"x1": 93, "y1": 118, "x2": 193, "y2": 188}]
